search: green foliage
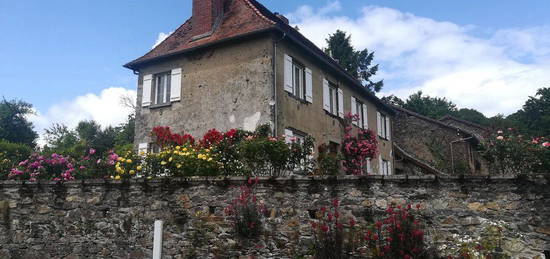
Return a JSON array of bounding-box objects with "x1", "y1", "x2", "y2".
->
[
  {"x1": 0, "y1": 98, "x2": 38, "y2": 146},
  {"x1": 507, "y1": 87, "x2": 550, "y2": 137},
  {"x1": 403, "y1": 91, "x2": 458, "y2": 119},
  {"x1": 381, "y1": 95, "x2": 405, "y2": 107},
  {"x1": 44, "y1": 116, "x2": 135, "y2": 156},
  {"x1": 0, "y1": 139, "x2": 32, "y2": 164},
  {"x1": 237, "y1": 137, "x2": 291, "y2": 177},
  {"x1": 482, "y1": 129, "x2": 549, "y2": 175},
  {"x1": 325, "y1": 30, "x2": 383, "y2": 93}
]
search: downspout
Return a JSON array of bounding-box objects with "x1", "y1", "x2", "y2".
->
[
  {"x1": 450, "y1": 136, "x2": 473, "y2": 174},
  {"x1": 272, "y1": 32, "x2": 286, "y2": 137}
]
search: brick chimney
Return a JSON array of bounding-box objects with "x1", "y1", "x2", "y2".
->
[{"x1": 192, "y1": 0, "x2": 224, "y2": 39}]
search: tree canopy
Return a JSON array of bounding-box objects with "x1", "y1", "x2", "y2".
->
[
  {"x1": 325, "y1": 30, "x2": 384, "y2": 93},
  {"x1": 0, "y1": 98, "x2": 38, "y2": 147},
  {"x1": 507, "y1": 87, "x2": 550, "y2": 137}
]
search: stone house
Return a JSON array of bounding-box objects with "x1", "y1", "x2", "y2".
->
[
  {"x1": 124, "y1": 0, "x2": 395, "y2": 175},
  {"x1": 391, "y1": 106, "x2": 488, "y2": 175}
]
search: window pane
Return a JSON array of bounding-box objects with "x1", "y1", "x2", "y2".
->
[{"x1": 156, "y1": 76, "x2": 164, "y2": 104}]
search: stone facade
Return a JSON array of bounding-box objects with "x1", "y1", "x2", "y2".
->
[
  {"x1": 392, "y1": 106, "x2": 489, "y2": 175},
  {"x1": 439, "y1": 115, "x2": 491, "y2": 143},
  {"x1": 134, "y1": 36, "x2": 275, "y2": 145},
  {"x1": 0, "y1": 176, "x2": 548, "y2": 258}
]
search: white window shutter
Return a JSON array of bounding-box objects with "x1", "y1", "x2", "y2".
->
[
  {"x1": 388, "y1": 160, "x2": 392, "y2": 175},
  {"x1": 376, "y1": 111, "x2": 382, "y2": 137},
  {"x1": 305, "y1": 67, "x2": 313, "y2": 103},
  {"x1": 284, "y1": 54, "x2": 293, "y2": 93},
  {"x1": 170, "y1": 68, "x2": 182, "y2": 102},
  {"x1": 323, "y1": 78, "x2": 330, "y2": 111},
  {"x1": 142, "y1": 74, "x2": 153, "y2": 107},
  {"x1": 351, "y1": 97, "x2": 357, "y2": 125},
  {"x1": 337, "y1": 88, "x2": 344, "y2": 118},
  {"x1": 385, "y1": 117, "x2": 391, "y2": 140},
  {"x1": 362, "y1": 104, "x2": 369, "y2": 129},
  {"x1": 367, "y1": 158, "x2": 372, "y2": 174},
  {"x1": 138, "y1": 143, "x2": 148, "y2": 154},
  {"x1": 378, "y1": 154, "x2": 383, "y2": 175},
  {"x1": 284, "y1": 128, "x2": 294, "y2": 144}
]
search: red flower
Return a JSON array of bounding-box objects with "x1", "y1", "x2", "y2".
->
[
  {"x1": 320, "y1": 224, "x2": 329, "y2": 233},
  {"x1": 332, "y1": 199, "x2": 339, "y2": 208}
]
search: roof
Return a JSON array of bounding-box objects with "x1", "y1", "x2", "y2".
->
[
  {"x1": 393, "y1": 143, "x2": 446, "y2": 176},
  {"x1": 439, "y1": 115, "x2": 490, "y2": 132},
  {"x1": 391, "y1": 105, "x2": 480, "y2": 144},
  {"x1": 123, "y1": 0, "x2": 394, "y2": 114}
]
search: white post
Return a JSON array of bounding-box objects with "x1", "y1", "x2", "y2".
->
[{"x1": 153, "y1": 220, "x2": 163, "y2": 259}]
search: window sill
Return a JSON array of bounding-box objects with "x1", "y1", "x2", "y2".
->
[
  {"x1": 287, "y1": 93, "x2": 310, "y2": 104},
  {"x1": 378, "y1": 136, "x2": 390, "y2": 141},
  {"x1": 149, "y1": 103, "x2": 172, "y2": 109},
  {"x1": 324, "y1": 110, "x2": 341, "y2": 119}
]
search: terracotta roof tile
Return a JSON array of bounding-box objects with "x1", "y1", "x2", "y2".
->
[{"x1": 125, "y1": 0, "x2": 276, "y2": 68}]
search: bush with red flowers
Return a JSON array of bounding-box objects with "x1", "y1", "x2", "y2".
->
[
  {"x1": 310, "y1": 199, "x2": 362, "y2": 258},
  {"x1": 341, "y1": 112, "x2": 378, "y2": 175},
  {"x1": 224, "y1": 178, "x2": 266, "y2": 239},
  {"x1": 364, "y1": 204, "x2": 427, "y2": 259}
]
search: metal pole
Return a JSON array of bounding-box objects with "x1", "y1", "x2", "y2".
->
[{"x1": 153, "y1": 220, "x2": 163, "y2": 259}]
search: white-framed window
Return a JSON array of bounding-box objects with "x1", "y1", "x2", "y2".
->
[
  {"x1": 377, "y1": 111, "x2": 391, "y2": 140},
  {"x1": 284, "y1": 54, "x2": 313, "y2": 102},
  {"x1": 381, "y1": 160, "x2": 389, "y2": 175},
  {"x1": 141, "y1": 68, "x2": 181, "y2": 108},
  {"x1": 352, "y1": 96, "x2": 369, "y2": 129},
  {"x1": 284, "y1": 128, "x2": 306, "y2": 144},
  {"x1": 329, "y1": 83, "x2": 338, "y2": 115},
  {"x1": 153, "y1": 72, "x2": 171, "y2": 105}
]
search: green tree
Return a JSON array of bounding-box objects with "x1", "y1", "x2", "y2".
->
[
  {"x1": 507, "y1": 87, "x2": 550, "y2": 137},
  {"x1": 381, "y1": 95, "x2": 405, "y2": 107},
  {"x1": 454, "y1": 108, "x2": 489, "y2": 126},
  {"x1": 402, "y1": 91, "x2": 457, "y2": 119},
  {"x1": 325, "y1": 30, "x2": 383, "y2": 93},
  {"x1": 0, "y1": 98, "x2": 38, "y2": 147}
]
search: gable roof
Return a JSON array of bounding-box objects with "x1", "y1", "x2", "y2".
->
[
  {"x1": 124, "y1": 0, "x2": 394, "y2": 114},
  {"x1": 439, "y1": 115, "x2": 491, "y2": 132},
  {"x1": 391, "y1": 105, "x2": 480, "y2": 144}
]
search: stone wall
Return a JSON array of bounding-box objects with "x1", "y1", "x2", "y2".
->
[{"x1": 0, "y1": 175, "x2": 548, "y2": 258}]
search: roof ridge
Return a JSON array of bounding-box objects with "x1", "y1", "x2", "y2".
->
[{"x1": 439, "y1": 115, "x2": 490, "y2": 130}]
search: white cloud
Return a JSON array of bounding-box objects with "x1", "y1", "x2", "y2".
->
[
  {"x1": 152, "y1": 31, "x2": 173, "y2": 49},
  {"x1": 30, "y1": 87, "x2": 136, "y2": 147},
  {"x1": 287, "y1": 3, "x2": 550, "y2": 116}
]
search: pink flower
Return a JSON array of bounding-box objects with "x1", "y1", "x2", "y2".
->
[
  {"x1": 543, "y1": 142, "x2": 550, "y2": 147},
  {"x1": 497, "y1": 130, "x2": 503, "y2": 134},
  {"x1": 496, "y1": 136, "x2": 504, "y2": 140},
  {"x1": 89, "y1": 148, "x2": 96, "y2": 155}
]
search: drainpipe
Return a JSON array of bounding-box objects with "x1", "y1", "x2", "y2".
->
[
  {"x1": 272, "y1": 32, "x2": 286, "y2": 137},
  {"x1": 450, "y1": 136, "x2": 473, "y2": 174}
]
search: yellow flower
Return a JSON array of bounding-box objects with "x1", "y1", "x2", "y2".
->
[
  {"x1": 126, "y1": 159, "x2": 132, "y2": 163},
  {"x1": 175, "y1": 146, "x2": 181, "y2": 150},
  {"x1": 117, "y1": 157, "x2": 123, "y2": 161},
  {"x1": 147, "y1": 176, "x2": 152, "y2": 180},
  {"x1": 161, "y1": 161, "x2": 167, "y2": 165},
  {"x1": 197, "y1": 154, "x2": 202, "y2": 159},
  {"x1": 129, "y1": 170, "x2": 135, "y2": 175},
  {"x1": 182, "y1": 148, "x2": 188, "y2": 152},
  {"x1": 136, "y1": 166, "x2": 142, "y2": 171},
  {"x1": 114, "y1": 175, "x2": 121, "y2": 180},
  {"x1": 208, "y1": 158, "x2": 213, "y2": 161},
  {"x1": 176, "y1": 163, "x2": 182, "y2": 169},
  {"x1": 205, "y1": 149, "x2": 210, "y2": 153},
  {"x1": 169, "y1": 157, "x2": 173, "y2": 162}
]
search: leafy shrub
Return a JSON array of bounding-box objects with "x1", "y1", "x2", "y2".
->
[
  {"x1": 0, "y1": 140, "x2": 32, "y2": 165},
  {"x1": 442, "y1": 221, "x2": 508, "y2": 259},
  {"x1": 288, "y1": 135, "x2": 315, "y2": 175},
  {"x1": 364, "y1": 204, "x2": 426, "y2": 258},
  {"x1": 144, "y1": 144, "x2": 220, "y2": 177},
  {"x1": 224, "y1": 178, "x2": 266, "y2": 239},
  {"x1": 8, "y1": 153, "x2": 77, "y2": 181},
  {"x1": 316, "y1": 143, "x2": 341, "y2": 175},
  {"x1": 483, "y1": 129, "x2": 550, "y2": 175},
  {"x1": 208, "y1": 128, "x2": 250, "y2": 176},
  {"x1": 237, "y1": 136, "x2": 291, "y2": 176},
  {"x1": 310, "y1": 199, "x2": 361, "y2": 258}
]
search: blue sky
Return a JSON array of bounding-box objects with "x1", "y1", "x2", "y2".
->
[{"x1": 1, "y1": 0, "x2": 549, "y2": 137}]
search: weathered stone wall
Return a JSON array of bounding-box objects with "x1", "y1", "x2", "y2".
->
[
  {"x1": 0, "y1": 176, "x2": 548, "y2": 258},
  {"x1": 393, "y1": 108, "x2": 488, "y2": 175},
  {"x1": 134, "y1": 35, "x2": 274, "y2": 147}
]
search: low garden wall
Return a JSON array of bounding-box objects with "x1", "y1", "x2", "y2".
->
[{"x1": 0, "y1": 175, "x2": 548, "y2": 258}]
